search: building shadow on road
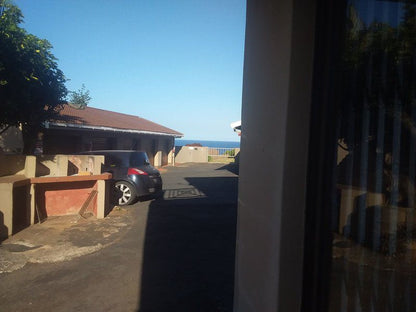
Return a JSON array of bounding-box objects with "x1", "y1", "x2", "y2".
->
[
  {"x1": 137, "y1": 176, "x2": 238, "y2": 312},
  {"x1": 215, "y1": 163, "x2": 239, "y2": 175}
]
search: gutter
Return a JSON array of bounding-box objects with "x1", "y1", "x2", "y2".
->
[{"x1": 45, "y1": 122, "x2": 183, "y2": 138}]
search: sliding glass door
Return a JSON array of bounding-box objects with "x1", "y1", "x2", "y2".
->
[{"x1": 305, "y1": 1, "x2": 416, "y2": 311}]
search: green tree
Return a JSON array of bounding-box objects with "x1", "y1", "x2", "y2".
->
[
  {"x1": 339, "y1": 4, "x2": 416, "y2": 153},
  {"x1": 224, "y1": 149, "x2": 235, "y2": 157},
  {"x1": 336, "y1": 4, "x2": 416, "y2": 225},
  {"x1": 68, "y1": 84, "x2": 91, "y2": 109},
  {"x1": 0, "y1": 1, "x2": 67, "y2": 153}
]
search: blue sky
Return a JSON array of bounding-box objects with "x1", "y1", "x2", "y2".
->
[
  {"x1": 350, "y1": 0, "x2": 404, "y2": 26},
  {"x1": 15, "y1": 0, "x2": 246, "y2": 141}
]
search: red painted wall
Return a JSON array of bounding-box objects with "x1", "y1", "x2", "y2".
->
[{"x1": 36, "y1": 180, "x2": 97, "y2": 218}]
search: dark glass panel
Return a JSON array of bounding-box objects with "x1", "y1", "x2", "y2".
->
[{"x1": 329, "y1": 1, "x2": 416, "y2": 311}]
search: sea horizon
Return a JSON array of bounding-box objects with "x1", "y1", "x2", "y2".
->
[{"x1": 175, "y1": 139, "x2": 240, "y2": 148}]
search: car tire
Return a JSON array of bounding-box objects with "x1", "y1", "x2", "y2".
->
[{"x1": 114, "y1": 181, "x2": 137, "y2": 206}]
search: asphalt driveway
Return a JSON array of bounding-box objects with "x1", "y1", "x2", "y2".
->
[{"x1": 0, "y1": 163, "x2": 238, "y2": 312}]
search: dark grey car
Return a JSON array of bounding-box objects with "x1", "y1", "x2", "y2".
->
[{"x1": 81, "y1": 150, "x2": 162, "y2": 205}]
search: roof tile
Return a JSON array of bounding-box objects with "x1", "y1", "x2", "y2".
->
[{"x1": 52, "y1": 105, "x2": 183, "y2": 137}]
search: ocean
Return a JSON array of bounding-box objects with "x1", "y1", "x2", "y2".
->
[{"x1": 175, "y1": 139, "x2": 240, "y2": 148}]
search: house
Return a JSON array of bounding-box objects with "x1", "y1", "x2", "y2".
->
[
  {"x1": 45, "y1": 105, "x2": 183, "y2": 167},
  {"x1": 1, "y1": 105, "x2": 183, "y2": 167}
]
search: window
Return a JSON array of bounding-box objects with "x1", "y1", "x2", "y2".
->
[{"x1": 306, "y1": 1, "x2": 416, "y2": 311}]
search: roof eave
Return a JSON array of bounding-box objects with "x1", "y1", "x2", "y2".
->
[{"x1": 46, "y1": 122, "x2": 184, "y2": 138}]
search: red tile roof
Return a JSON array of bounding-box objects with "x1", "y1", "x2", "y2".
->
[{"x1": 50, "y1": 105, "x2": 183, "y2": 137}]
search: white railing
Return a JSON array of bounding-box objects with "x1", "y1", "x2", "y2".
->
[
  {"x1": 174, "y1": 146, "x2": 240, "y2": 163},
  {"x1": 208, "y1": 147, "x2": 238, "y2": 158}
]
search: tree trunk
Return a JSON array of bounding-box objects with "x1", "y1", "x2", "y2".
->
[{"x1": 22, "y1": 124, "x2": 40, "y2": 155}]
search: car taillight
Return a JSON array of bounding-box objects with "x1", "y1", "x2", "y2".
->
[{"x1": 128, "y1": 168, "x2": 148, "y2": 175}]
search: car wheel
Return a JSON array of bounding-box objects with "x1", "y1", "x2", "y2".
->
[{"x1": 115, "y1": 181, "x2": 137, "y2": 206}]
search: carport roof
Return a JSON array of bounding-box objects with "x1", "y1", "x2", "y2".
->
[{"x1": 47, "y1": 105, "x2": 183, "y2": 138}]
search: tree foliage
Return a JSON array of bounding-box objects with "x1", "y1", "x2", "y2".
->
[
  {"x1": 68, "y1": 84, "x2": 91, "y2": 109},
  {"x1": 0, "y1": 1, "x2": 67, "y2": 136},
  {"x1": 339, "y1": 4, "x2": 416, "y2": 153}
]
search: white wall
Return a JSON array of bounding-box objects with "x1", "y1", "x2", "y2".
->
[{"x1": 234, "y1": 0, "x2": 316, "y2": 311}]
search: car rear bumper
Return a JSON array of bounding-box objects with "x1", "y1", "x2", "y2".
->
[{"x1": 130, "y1": 174, "x2": 162, "y2": 197}]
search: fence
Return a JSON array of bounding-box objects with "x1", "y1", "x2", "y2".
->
[
  {"x1": 175, "y1": 146, "x2": 240, "y2": 163},
  {"x1": 208, "y1": 147, "x2": 240, "y2": 163},
  {"x1": 208, "y1": 147, "x2": 239, "y2": 158}
]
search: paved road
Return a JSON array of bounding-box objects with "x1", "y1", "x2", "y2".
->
[{"x1": 0, "y1": 163, "x2": 238, "y2": 312}]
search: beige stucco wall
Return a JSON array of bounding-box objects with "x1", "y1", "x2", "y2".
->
[
  {"x1": 175, "y1": 146, "x2": 209, "y2": 163},
  {"x1": 153, "y1": 139, "x2": 163, "y2": 167},
  {"x1": 0, "y1": 181, "x2": 31, "y2": 239},
  {"x1": 0, "y1": 154, "x2": 105, "y2": 239},
  {"x1": 0, "y1": 156, "x2": 36, "y2": 239},
  {"x1": 168, "y1": 148, "x2": 175, "y2": 165},
  {"x1": 36, "y1": 155, "x2": 104, "y2": 177},
  {"x1": 0, "y1": 155, "x2": 36, "y2": 177},
  {"x1": 0, "y1": 155, "x2": 26, "y2": 176},
  {"x1": 0, "y1": 182, "x2": 14, "y2": 239}
]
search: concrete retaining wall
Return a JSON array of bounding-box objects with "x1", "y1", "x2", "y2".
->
[
  {"x1": 0, "y1": 156, "x2": 36, "y2": 240},
  {"x1": 0, "y1": 154, "x2": 107, "y2": 241},
  {"x1": 36, "y1": 155, "x2": 104, "y2": 177},
  {"x1": 175, "y1": 146, "x2": 209, "y2": 163}
]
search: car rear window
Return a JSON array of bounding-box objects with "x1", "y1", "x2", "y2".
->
[
  {"x1": 104, "y1": 154, "x2": 126, "y2": 167},
  {"x1": 129, "y1": 152, "x2": 149, "y2": 167}
]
